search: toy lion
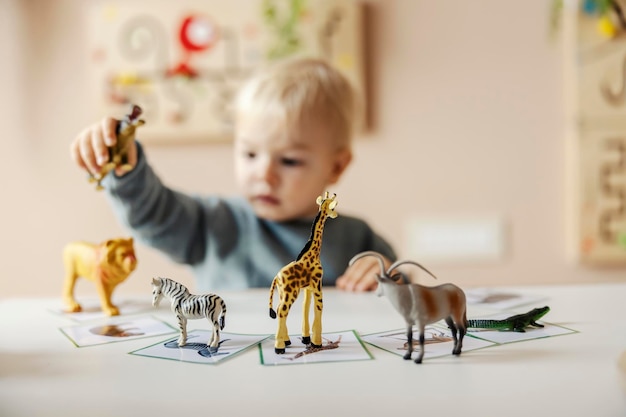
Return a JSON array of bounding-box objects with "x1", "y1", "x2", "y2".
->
[{"x1": 62, "y1": 237, "x2": 137, "y2": 316}]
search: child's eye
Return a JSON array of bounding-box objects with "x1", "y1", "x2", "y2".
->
[
  {"x1": 245, "y1": 151, "x2": 256, "y2": 159},
  {"x1": 280, "y1": 157, "x2": 303, "y2": 167}
]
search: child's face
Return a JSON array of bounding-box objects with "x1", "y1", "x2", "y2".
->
[{"x1": 234, "y1": 111, "x2": 351, "y2": 222}]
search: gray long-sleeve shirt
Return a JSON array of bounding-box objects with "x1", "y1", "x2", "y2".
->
[{"x1": 103, "y1": 143, "x2": 396, "y2": 291}]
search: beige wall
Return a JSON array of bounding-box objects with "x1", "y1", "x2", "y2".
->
[{"x1": 1, "y1": 0, "x2": 623, "y2": 299}]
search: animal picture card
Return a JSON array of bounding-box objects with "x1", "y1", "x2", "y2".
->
[
  {"x1": 129, "y1": 331, "x2": 269, "y2": 364},
  {"x1": 362, "y1": 326, "x2": 495, "y2": 361},
  {"x1": 60, "y1": 316, "x2": 176, "y2": 347},
  {"x1": 259, "y1": 330, "x2": 372, "y2": 366},
  {"x1": 465, "y1": 288, "x2": 548, "y2": 311},
  {"x1": 51, "y1": 298, "x2": 151, "y2": 322}
]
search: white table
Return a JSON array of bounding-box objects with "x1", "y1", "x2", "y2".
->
[{"x1": 1, "y1": 284, "x2": 625, "y2": 417}]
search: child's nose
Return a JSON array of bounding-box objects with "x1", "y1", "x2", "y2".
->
[{"x1": 256, "y1": 158, "x2": 278, "y2": 185}]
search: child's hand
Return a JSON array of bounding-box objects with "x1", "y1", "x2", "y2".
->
[
  {"x1": 70, "y1": 117, "x2": 137, "y2": 177},
  {"x1": 336, "y1": 255, "x2": 392, "y2": 292}
]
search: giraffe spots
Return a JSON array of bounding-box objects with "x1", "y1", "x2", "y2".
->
[{"x1": 269, "y1": 197, "x2": 336, "y2": 353}]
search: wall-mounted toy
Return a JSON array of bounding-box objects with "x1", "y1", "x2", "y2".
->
[
  {"x1": 467, "y1": 306, "x2": 550, "y2": 332},
  {"x1": 268, "y1": 192, "x2": 338, "y2": 354},
  {"x1": 89, "y1": 104, "x2": 145, "y2": 190},
  {"x1": 63, "y1": 237, "x2": 137, "y2": 316},
  {"x1": 350, "y1": 251, "x2": 467, "y2": 364},
  {"x1": 151, "y1": 277, "x2": 226, "y2": 351}
]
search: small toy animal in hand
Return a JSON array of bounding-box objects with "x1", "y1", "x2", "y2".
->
[
  {"x1": 89, "y1": 104, "x2": 145, "y2": 190},
  {"x1": 62, "y1": 237, "x2": 137, "y2": 316}
]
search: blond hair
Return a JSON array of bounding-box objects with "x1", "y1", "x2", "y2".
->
[{"x1": 235, "y1": 58, "x2": 358, "y2": 150}]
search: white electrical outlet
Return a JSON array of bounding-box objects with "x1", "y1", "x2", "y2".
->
[{"x1": 405, "y1": 216, "x2": 506, "y2": 263}]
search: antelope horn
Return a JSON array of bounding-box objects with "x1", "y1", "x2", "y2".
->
[
  {"x1": 349, "y1": 251, "x2": 386, "y2": 277},
  {"x1": 386, "y1": 260, "x2": 438, "y2": 280},
  {"x1": 130, "y1": 104, "x2": 142, "y2": 120}
]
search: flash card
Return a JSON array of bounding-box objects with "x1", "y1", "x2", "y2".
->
[
  {"x1": 60, "y1": 316, "x2": 176, "y2": 347},
  {"x1": 259, "y1": 330, "x2": 373, "y2": 366},
  {"x1": 130, "y1": 331, "x2": 269, "y2": 364},
  {"x1": 362, "y1": 325, "x2": 495, "y2": 360}
]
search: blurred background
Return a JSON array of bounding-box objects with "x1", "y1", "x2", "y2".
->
[{"x1": 1, "y1": 0, "x2": 624, "y2": 298}]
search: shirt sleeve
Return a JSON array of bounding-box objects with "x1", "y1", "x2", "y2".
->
[
  {"x1": 320, "y1": 215, "x2": 397, "y2": 284},
  {"x1": 369, "y1": 230, "x2": 396, "y2": 261},
  {"x1": 102, "y1": 142, "x2": 207, "y2": 264}
]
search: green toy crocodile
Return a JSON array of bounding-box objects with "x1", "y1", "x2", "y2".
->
[{"x1": 467, "y1": 306, "x2": 550, "y2": 332}]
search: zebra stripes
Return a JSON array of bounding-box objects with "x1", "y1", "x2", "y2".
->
[{"x1": 151, "y1": 277, "x2": 226, "y2": 349}]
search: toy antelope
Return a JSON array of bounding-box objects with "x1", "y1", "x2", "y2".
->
[{"x1": 350, "y1": 251, "x2": 467, "y2": 364}]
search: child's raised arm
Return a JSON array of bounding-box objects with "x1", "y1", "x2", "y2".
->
[{"x1": 70, "y1": 117, "x2": 137, "y2": 177}]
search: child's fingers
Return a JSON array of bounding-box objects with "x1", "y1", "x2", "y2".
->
[
  {"x1": 70, "y1": 128, "x2": 98, "y2": 174},
  {"x1": 353, "y1": 257, "x2": 380, "y2": 280},
  {"x1": 336, "y1": 259, "x2": 379, "y2": 292},
  {"x1": 91, "y1": 125, "x2": 110, "y2": 166},
  {"x1": 346, "y1": 256, "x2": 372, "y2": 279},
  {"x1": 69, "y1": 137, "x2": 88, "y2": 171},
  {"x1": 352, "y1": 263, "x2": 378, "y2": 291},
  {"x1": 101, "y1": 117, "x2": 118, "y2": 147},
  {"x1": 338, "y1": 254, "x2": 393, "y2": 292},
  {"x1": 337, "y1": 273, "x2": 375, "y2": 292},
  {"x1": 70, "y1": 118, "x2": 119, "y2": 176},
  {"x1": 78, "y1": 132, "x2": 101, "y2": 175}
]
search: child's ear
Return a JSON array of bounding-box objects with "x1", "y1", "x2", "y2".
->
[{"x1": 328, "y1": 149, "x2": 352, "y2": 184}]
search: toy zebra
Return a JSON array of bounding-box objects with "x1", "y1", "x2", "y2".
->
[{"x1": 151, "y1": 277, "x2": 227, "y2": 350}]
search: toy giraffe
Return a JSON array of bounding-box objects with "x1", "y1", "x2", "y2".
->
[{"x1": 268, "y1": 192, "x2": 338, "y2": 354}]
